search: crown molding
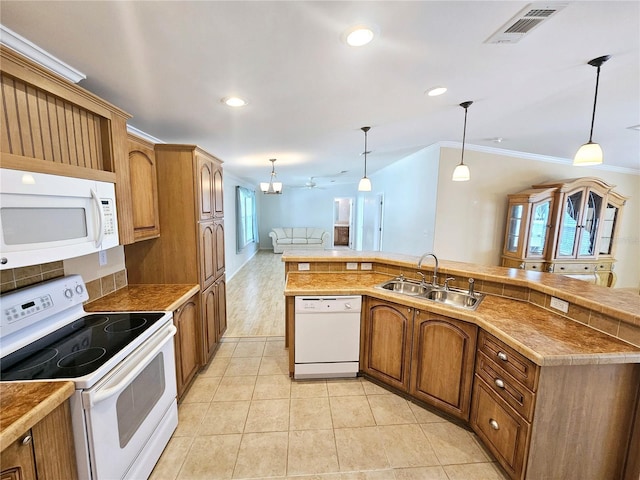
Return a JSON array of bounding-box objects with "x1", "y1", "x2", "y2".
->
[
  {"x1": 437, "y1": 141, "x2": 639, "y2": 176},
  {"x1": 126, "y1": 125, "x2": 165, "y2": 144},
  {"x1": 0, "y1": 24, "x2": 86, "y2": 84}
]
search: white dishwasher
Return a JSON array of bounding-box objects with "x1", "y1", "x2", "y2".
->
[{"x1": 294, "y1": 295, "x2": 362, "y2": 379}]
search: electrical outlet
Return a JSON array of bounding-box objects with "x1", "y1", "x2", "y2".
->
[
  {"x1": 549, "y1": 296, "x2": 569, "y2": 313},
  {"x1": 298, "y1": 263, "x2": 310, "y2": 271},
  {"x1": 98, "y1": 250, "x2": 108, "y2": 266},
  {"x1": 361, "y1": 263, "x2": 373, "y2": 271},
  {"x1": 346, "y1": 262, "x2": 358, "y2": 270}
]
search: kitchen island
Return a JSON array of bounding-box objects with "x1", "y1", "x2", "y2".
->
[{"x1": 281, "y1": 249, "x2": 640, "y2": 480}]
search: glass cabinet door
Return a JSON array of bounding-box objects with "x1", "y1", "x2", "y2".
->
[
  {"x1": 577, "y1": 190, "x2": 603, "y2": 257},
  {"x1": 505, "y1": 204, "x2": 524, "y2": 254},
  {"x1": 557, "y1": 190, "x2": 583, "y2": 257},
  {"x1": 526, "y1": 200, "x2": 551, "y2": 258},
  {"x1": 598, "y1": 201, "x2": 618, "y2": 255}
]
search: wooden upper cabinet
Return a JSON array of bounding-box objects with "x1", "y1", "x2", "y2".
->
[
  {"x1": 213, "y1": 166, "x2": 224, "y2": 218},
  {"x1": 197, "y1": 154, "x2": 215, "y2": 221},
  {"x1": 127, "y1": 134, "x2": 160, "y2": 241},
  {"x1": 363, "y1": 298, "x2": 413, "y2": 392},
  {"x1": 410, "y1": 313, "x2": 477, "y2": 421}
]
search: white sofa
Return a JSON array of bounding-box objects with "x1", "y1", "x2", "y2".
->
[{"x1": 268, "y1": 227, "x2": 330, "y2": 253}]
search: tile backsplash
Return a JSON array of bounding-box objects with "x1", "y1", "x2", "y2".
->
[{"x1": 1, "y1": 262, "x2": 127, "y2": 303}]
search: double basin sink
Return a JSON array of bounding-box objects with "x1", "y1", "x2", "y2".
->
[{"x1": 376, "y1": 278, "x2": 484, "y2": 310}]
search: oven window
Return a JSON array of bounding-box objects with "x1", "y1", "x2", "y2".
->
[
  {"x1": 116, "y1": 352, "x2": 165, "y2": 448},
  {"x1": 1, "y1": 207, "x2": 88, "y2": 244}
]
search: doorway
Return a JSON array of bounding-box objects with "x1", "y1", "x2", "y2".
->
[
  {"x1": 361, "y1": 193, "x2": 384, "y2": 251},
  {"x1": 333, "y1": 197, "x2": 354, "y2": 248}
]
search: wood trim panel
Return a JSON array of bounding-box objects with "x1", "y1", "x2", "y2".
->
[
  {"x1": 526, "y1": 363, "x2": 640, "y2": 480},
  {"x1": 0, "y1": 153, "x2": 116, "y2": 182}
]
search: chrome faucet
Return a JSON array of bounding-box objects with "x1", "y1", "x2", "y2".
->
[
  {"x1": 417, "y1": 252, "x2": 439, "y2": 287},
  {"x1": 416, "y1": 272, "x2": 426, "y2": 285},
  {"x1": 444, "y1": 277, "x2": 455, "y2": 291},
  {"x1": 468, "y1": 278, "x2": 475, "y2": 297}
]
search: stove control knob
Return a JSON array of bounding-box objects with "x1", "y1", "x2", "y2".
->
[
  {"x1": 64, "y1": 288, "x2": 73, "y2": 299},
  {"x1": 75, "y1": 285, "x2": 84, "y2": 295}
]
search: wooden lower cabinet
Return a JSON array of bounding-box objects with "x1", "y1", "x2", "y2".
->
[
  {"x1": 472, "y1": 331, "x2": 640, "y2": 480},
  {"x1": 202, "y1": 277, "x2": 227, "y2": 365},
  {"x1": 173, "y1": 293, "x2": 200, "y2": 400},
  {"x1": 1, "y1": 434, "x2": 37, "y2": 480},
  {"x1": 1, "y1": 402, "x2": 77, "y2": 480},
  {"x1": 470, "y1": 376, "x2": 530, "y2": 479},
  {"x1": 363, "y1": 298, "x2": 413, "y2": 392},
  {"x1": 410, "y1": 313, "x2": 477, "y2": 421}
]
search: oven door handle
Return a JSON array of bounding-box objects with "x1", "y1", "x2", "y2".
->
[{"x1": 83, "y1": 324, "x2": 177, "y2": 408}]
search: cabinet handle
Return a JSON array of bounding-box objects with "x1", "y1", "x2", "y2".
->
[
  {"x1": 21, "y1": 435, "x2": 32, "y2": 445},
  {"x1": 519, "y1": 263, "x2": 525, "y2": 269},
  {"x1": 497, "y1": 351, "x2": 508, "y2": 362},
  {"x1": 560, "y1": 267, "x2": 565, "y2": 270},
  {"x1": 494, "y1": 378, "x2": 505, "y2": 389},
  {"x1": 489, "y1": 419, "x2": 500, "y2": 430},
  {"x1": 584, "y1": 266, "x2": 589, "y2": 270}
]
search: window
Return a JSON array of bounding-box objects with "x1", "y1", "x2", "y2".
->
[{"x1": 236, "y1": 186, "x2": 257, "y2": 252}]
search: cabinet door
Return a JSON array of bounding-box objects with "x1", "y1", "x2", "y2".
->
[
  {"x1": 213, "y1": 166, "x2": 224, "y2": 218},
  {"x1": 128, "y1": 136, "x2": 160, "y2": 241},
  {"x1": 199, "y1": 222, "x2": 216, "y2": 288},
  {"x1": 216, "y1": 278, "x2": 227, "y2": 339},
  {"x1": 197, "y1": 154, "x2": 214, "y2": 221},
  {"x1": 557, "y1": 188, "x2": 584, "y2": 258},
  {"x1": 174, "y1": 295, "x2": 200, "y2": 399},
  {"x1": 0, "y1": 434, "x2": 37, "y2": 480},
  {"x1": 410, "y1": 313, "x2": 477, "y2": 421},
  {"x1": 525, "y1": 199, "x2": 551, "y2": 259},
  {"x1": 576, "y1": 188, "x2": 603, "y2": 258},
  {"x1": 201, "y1": 282, "x2": 218, "y2": 364},
  {"x1": 503, "y1": 202, "x2": 527, "y2": 258},
  {"x1": 363, "y1": 299, "x2": 412, "y2": 392},
  {"x1": 214, "y1": 220, "x2": 226, "y2": 279}
]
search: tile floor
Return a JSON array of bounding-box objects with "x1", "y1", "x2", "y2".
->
[{"x1": 150, "y1": 336, "x2": 509, "y2": 480}]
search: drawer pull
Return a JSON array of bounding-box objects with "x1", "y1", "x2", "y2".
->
[
  {"x1": 21, "y1": 435, "x2": 32, "y2": 445},
  {"x1": 494, "y1": 378, "x2": 505, "y2": 389},
  {"x1": 489, "y1": 419, "x2": 500, "y2": 430},
  {"x1": 497, "y1": 351, "x2": 508, "y2": 362}
]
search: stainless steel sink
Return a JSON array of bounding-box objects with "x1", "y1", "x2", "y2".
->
[
  {"x1": 376, "y1": 278, "x2": 484, "y2": 310},
  {"x1": 425, "y1": 289, "x2": 483, "y2": 310},
  {"x1": 378, "y1": 279, "x2": 429, "y2": 296}
]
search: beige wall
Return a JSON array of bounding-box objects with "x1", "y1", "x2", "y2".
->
[
  {"x1": 434, "y1": 146, "x2": 640, "y2": 288},
  {"x1": 63, "y1": 245, "x2": 126, "y2": 281}
]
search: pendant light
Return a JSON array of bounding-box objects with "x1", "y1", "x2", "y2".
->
[
  {"x1": 452, "y1": 101, "x2": 473, "y2": 182},
  {"x1": 358, "y1": 126, "x2": 372, "y2": 192},
  {"x1": 573, "y1": 55, "x2": 611, "y2": 166},
  {"x1": 260, "y1": 159, "x2": 283, "y2": 194}
]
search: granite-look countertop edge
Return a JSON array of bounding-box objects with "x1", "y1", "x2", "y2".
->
[
  {"x1": 284, "y1": 271, "x2": 640, "y2": 367},
  {"x1": 0, "y1": 381, "x2": 75, "y2": 449},
  {"x1": 281, "y1": 250, "x2": 640, "y2": 326},
  {"x1": 85, "y1": 284, "x2": 200, "y2": 313}
]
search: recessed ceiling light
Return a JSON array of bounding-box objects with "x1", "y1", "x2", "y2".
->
[
  {"x1": 221, "y1": 96, "x2": 248, "y2": 107},
  {"x1": 343, "y1": 25, "x2": 376, "y2": 47},
  {"x1": 426, "y1": 87, "x2": 447, "y2": 97}
]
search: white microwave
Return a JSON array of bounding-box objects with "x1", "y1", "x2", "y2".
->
[{"x1": 0, "y1": 168, "x2": 119, "y2": 270}]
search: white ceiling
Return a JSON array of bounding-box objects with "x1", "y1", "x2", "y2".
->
[{"x1": 1, "y1": 1, "x2": 639, "y2": 188}]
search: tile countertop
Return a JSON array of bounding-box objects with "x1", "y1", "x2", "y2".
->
[
  {"x1": 281, "y1": 249, "x2": 640, "y2": 326},
  {"x1": 84, "y1": 284, "x2": 200, "y2": 313},
  {"x1": 0, "y1": 381, "x2": 75, "y2": 448},
  {"x1": 284, "y1": 270, "x2": 640, "y2": 368}
]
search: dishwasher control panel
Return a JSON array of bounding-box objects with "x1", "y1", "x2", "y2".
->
[{"x1": 295, "y1": 296, "x2": 362, "y2": 313}]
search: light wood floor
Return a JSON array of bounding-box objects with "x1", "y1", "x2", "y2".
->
[{"x1": 224, "y1": 250, "x2": 286, "y2": 337}]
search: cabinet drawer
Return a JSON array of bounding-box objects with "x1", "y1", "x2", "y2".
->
[
  {"x1": 551, "y1": 262, "x2": 611, "y2": 274},
  {"x1": 477, "y1": 331, "x2": 538, "y2": 392},
  {"x1": 471, "y1": 376, "x2": 530, "y2": 480},
  {"x1": 475, "y1": 351, "x2": 535, "y2": 421}
]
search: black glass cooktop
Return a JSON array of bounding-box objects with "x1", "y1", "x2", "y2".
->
[{"x1": 0, "y1": 312, "x2": 165, "y2": 381}]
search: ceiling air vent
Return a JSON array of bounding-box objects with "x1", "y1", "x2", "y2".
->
[{"x1": 485, "y1": 3, "x2": 568, "y2": 44}]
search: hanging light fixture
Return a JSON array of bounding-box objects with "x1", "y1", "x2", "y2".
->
[
  {"x1": 573, "y1": 55, "x2": 611, "y2": 166},
  {"x1": 260, "y1": 159, "x2": 283, "y2": 194},
  {"x1": 452, "y1": 101, "x2": 473, "y2": 182},
  {"x1": 358, "y1": 126, "x2": 372, "y2": 192}
]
